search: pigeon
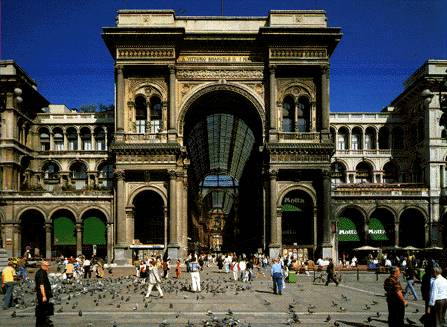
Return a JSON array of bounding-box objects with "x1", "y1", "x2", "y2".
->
[
  {"x1": 325, "y1": 314, "x2": 331, "y2": 322},
  {"x1": 371, "y1": 300, "x2": 378, "y2": 305},
  {"x1": 78, "y1": 310, "x2": 83, "y2": 317},
  {"x1": 366, "y1": 316, "x2": 372, "y2": 323},
  {"x1": 338, "y1": 306, "x2": 346, "y2": 312},
  {"x1": 112, "y1": 322, "x2": 118, "y2": 327},
  {"x1": 376, "y1": 311, "x2": 381, "y2": 317},
  {"x1": 169, "y1": 303, "x2": 173, "y2": 309},
  {"x1": 334, "y1": 321, "x2": 340, "y2": 326},
  {"x1": 263, "y1": 299, "x2": 271, "y2": 306},
  {"x1": 11, "y1": 310, "x2": 16, "y2": 318},
  {"x1": 363, "y1": 304, "x2": 371, "y2": 310},
  {"x1": 413, "y1": 308, "x2": 419, "y2": 313},
  {"x1": 57, "y1": 306, "x2": 64, "y2": 313},
  {"x1": 227, "y1": 308, "x2": 233, "y2": 315},
  {"x1": 307, "y1": 307, "x2": 315, "y2": 314},
  {"x1": 207, "y1": 310, "x2": 213, "y2": 316}
]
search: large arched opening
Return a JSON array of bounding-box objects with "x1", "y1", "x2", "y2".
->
[
  {"x1": 399, "y1": 208, "x2": 426, "y2": 248},
  {"x1": 368, "y1": 208, "x2": 395, "y2": 247},
  {"x1": 281, "y1": 189, "x2": 315, "y2": 259},
  {"x1": 183, "y1": 89, "x2": 263, "y2": 253},
  {"x1": 133, "y1": 190, "x2": 165, "y2": 245},
  {"x1": 51, "y1": 209, "x2": 76, "y2": 258},
  {"x1": 337, "y1": 207, "x2": 365, "y2": 260},
  {"x1": 81, "y1": 209, "x2": 108, "y2": 259},
  {"x1": 20, "y1": 209, "x2": 46, "y2": 258}
]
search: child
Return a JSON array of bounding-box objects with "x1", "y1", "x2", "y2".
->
[{"x1": 175, "y1": 259, "x2": 181, "y2": 279}]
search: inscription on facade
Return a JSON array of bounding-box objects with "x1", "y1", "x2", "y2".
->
[{"x1": 177, "y1": 56, "x2": 252, "y2": 63}]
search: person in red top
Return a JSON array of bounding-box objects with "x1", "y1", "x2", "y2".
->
[{"x1": 384, "y1": 266, "x2": 408, "y2": 327}]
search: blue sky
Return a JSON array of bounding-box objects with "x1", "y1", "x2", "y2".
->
[{"x1": 2, "y1": 0, "x2": 446, "y2": 112}]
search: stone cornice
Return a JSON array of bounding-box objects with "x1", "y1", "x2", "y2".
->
[{"x1": 111, "y1": 142, "x2": 180, "y2": 153}]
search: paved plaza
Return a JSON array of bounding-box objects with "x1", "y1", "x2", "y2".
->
[{"x1": 0, "y1": 265, "x2": 426, "y2": 326}]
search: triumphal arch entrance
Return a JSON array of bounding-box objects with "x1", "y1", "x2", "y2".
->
[{"x1": 102, "y1": 9, "x2": 342, "y2": 263}]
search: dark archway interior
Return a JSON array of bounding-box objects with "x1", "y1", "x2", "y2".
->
[
  {"x1": 337, "y1": 208, "x2": 365, "y2": 257},
  {"x1": 52, "y1": 209, "x2": 76, "y2": 257},
  {"x1": 281, "y1": 190, "x2": 314, "y2": 246},
  {"x1": 368, "y1": 208, "x2": 395, "y2": 247},
  {"x1": 133, "y1": 191, "x2": 164, "y2": 244},
  {"x1": 399, "y1": 209, "x2": 425, "y2": 247},
  {"x1": 20, "y1": 210, "x2": 45, "y2": 257},
  {"x1": 184, "y1": 90, "x2": 263, "y2": 253}
]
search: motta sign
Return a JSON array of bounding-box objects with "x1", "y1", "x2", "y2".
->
[
  {"x1": 284, "y1": 197, "x2": 305, "y2": 204},
  {"x1": 368, "y1": 229, "x2": 386, "y2": 235},
  {"x1": 339, "y1": 229, "x2": 357, "y2": 235}
]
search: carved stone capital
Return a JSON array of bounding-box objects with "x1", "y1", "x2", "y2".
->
[
  {"x1": 114, "y1": 169, "x2": 125, "y2": 181},
  {"x1": 269, "y1": 169, "x2": 278, "y2": 179}
]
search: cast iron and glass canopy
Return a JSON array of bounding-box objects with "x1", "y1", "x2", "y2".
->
[{"x1": 186, "y1": 113, "x2": 255, "y2": 214}]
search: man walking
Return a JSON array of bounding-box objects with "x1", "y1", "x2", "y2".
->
[
  {"x1": 2, "y1": 261, "x2": 16, "y2": 309},
  {"x1": 325, "y1": 258, "x2": 339, "y2": 286},
  {"x1": 384, "y1": 266, "x2": 407, "y2": 327},
  {"x1": 35, "y1": 261, "x2": 53, "y2": 327},
  {"x1": 271, "y1": 257, "x2": 284, "y2": 295},
  {"x1": 428, "y1": 266, "x2": 447, "y2": 327}
]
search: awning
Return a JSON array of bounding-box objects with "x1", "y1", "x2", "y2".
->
[
  {"x1": 83, "y1": 216, "x2": 106, "y2": 245},
  {"x1": 282, "y1": 203, "x2": 303, "y2": 212},
  {"x1": 337, "y1": 217, "x2": 360, "y2": 242},
  {"x1": 368, "y1": 217, "x2": 389, "y2": 241},
  {"x1": 53, "y1": 217, "x2": 76, "y2": 245}
]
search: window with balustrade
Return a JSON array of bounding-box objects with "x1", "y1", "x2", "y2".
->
[
  {"x1": 53, "y1": 128, "x2": 64, "y2": 151},
  {"x1": 39, "y1": 128, "x2": 50, "y2": 151},
  {"x1": 80, "y1": 127, "x2": 92, "y2": 150},
  {"x1": 135, "y1": 95, "x2": 147, "y2": 134},
  {"x1": 150, "y1": 95, "x2": 162, "y2": 133},
  {"x1": 67, "y1": 127, "x2": 78, "y2": 151}
]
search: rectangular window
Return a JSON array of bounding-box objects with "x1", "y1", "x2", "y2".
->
[
  {"x1": 55, "y1": 142, "x2": 64, "y2": 151},
  {"x1": 69, "y1": 141, "x2": 77, "y2": 151},
  {"x1": 96, "y1": 140, "x2": 104, "y2": 151},
  {"x1": 83, "y1": 140, "x2": 92, "y2": 150},
  {"x1": 136, "y1": 120, "x2": 146, "y2": 134},
  {"x1": 150, "y1": 120, "x2": 161, "y2": 133}
]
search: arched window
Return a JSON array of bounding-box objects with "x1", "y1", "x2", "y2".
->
[
  {"x1": 94, "y1": 127, "x2": 105, "y2": 151},
  {"x1": 351, "y1": 127, "x2": 362, "y2": 150},
  {"x1": 383, "y1": 161, "x2": 399, "y2": 183},
  {"x1": 53, "y1": 128, "x2": 64, "y2": 151},
  {"x1": 135, "y1": 95, "x2": 147, "y2": 134},
  {"x1": 70, "y1": 161, "x2": 88, "y2": 190},
  {"x1": 66, "y1": 127, "x2": 78, "y2": 151},
  {"x1": 365, "y1": 127, "x2": 376, "y2": 150},
  {"x1": 355, "y1": 161, "x2": 373, "y2": 183},
  {"x1": 80, "y1": 127, "x2": 92, "y2": 150},
  {"x1": 282, "y1": 96, "x2": 295, "y2": 132},
  {"x1": 39, "y1": 128, "x2": 50, "y2": 151},
  {"x1": 378, "y1": 127, "x2": 390, "y2": 149},
  {"x1": 42, "y1": 161, "x2": 59, "y2": 180},
  {"x1": 337, "y1": 127, "x2": 349, "y2": 150},
  {"x1": 297, "y1": 96, "x2": 310, "y2": 132},
  {"x1": 98, "y1": 162, "x2": 113, "y2": 189},
  {"x1": 150, "y1": 96, "x2": 162, "y2": 133},
  {"x1": 392, "y1": 126, "x2": 404, "y2": 149},
  {"x1": 331, "y1": 162, "x2": 346, "y2": 185}
]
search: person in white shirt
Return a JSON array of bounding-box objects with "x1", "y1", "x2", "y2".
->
[{"x1": 428, "y1": 266, "x2": 447, "y2": 327}]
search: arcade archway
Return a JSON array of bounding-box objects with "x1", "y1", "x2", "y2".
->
[
  {"x1": 368, "y1": 208, "x2": 395, "y2": 247},
  {"x1": 52, "y1": 209, "x2": 76, "y2": 257},
  {"x1": 337, "y1": 207, "x2": 365, "y2": 258},
  {"x1": 81, "y1": 209, "x2": 107, "y2": 258},
  {"x1": 399, "y1": 208, "x2": 426, "y2": 247},
  {"x1": 20, "y1": 209, "x2": 46, "y2": 257},
  {"x1": 133, "y1": 190, "x2": 165, "y2": 245},
  {"x1": 184, "y1": 90, "x2": 263, "y2": 253}
]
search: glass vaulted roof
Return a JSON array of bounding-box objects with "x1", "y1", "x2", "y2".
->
[{"x1": 187, "y1": 113, "x2": 255, "y2": 214}]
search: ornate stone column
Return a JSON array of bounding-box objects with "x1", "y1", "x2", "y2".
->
[
  {"x1": 116, "y1": 65, "x2": 125, "y2": 134},
  {"x1": 49, "y1": 131, "x2": 54, "y2": 151},
  {"x1": 114, "y1": 170, "x2": 129, "y2": 264},
  {"x1": 269, "y1": 65, "x2": 278, "y2": 142},
  {"x1": 181, "y1": 171, "x2": 188, "y2": 257},
  {"x1": 13, "y1": 224, "x2": 20, "y2": 258},
  {"x1": 168, "y1": 65, "x2": 177, "y2": 141},
  {"x1": 320, "y1": 65, "x2": 330, "y2": 132},
  {"x1": 168, "y1": 170, "x2": 179, "y2": 258},
  {"x1": 107, "y1": 223, "x2": 113, "y2": 263},
  {"x1": 321, "y1": 170, "x2": 333, "y2": 258},
  {"x1": 395, "y1": 222, "x2": 399, "y2": 247},
  {"x1": 125, "y1": 206, "x2": 134, "y2": 244},
  {"x1": 76, "y1": 223, "x2": 82, "y2": 256},
  {"x1": 45, "y1": 223, "x2": 52, "y2": 259},
  {"x1": 63, "y1": 129, "x2": 68, "y2": 151},
  {"x1": 268, "y1": 169, "x2": 280, "y2": 258}
]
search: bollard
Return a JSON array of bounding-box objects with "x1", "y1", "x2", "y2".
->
[{"x1": 357, "y1": 267, "x2": 359, "y2": 281}]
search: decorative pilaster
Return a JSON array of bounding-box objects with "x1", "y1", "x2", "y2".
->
[
  {"x1": 45, "y1": 223, "x2": 52, "y2": 259},
  {"x1": 321, "y1": 170, "x2": 332, "y2": 258},
  {"x1": 116, "y1": 65, "x2": 125, "y2": 134},
  {"x1": 269, "y1": 65, "x2": 278, "y2": 142},
  {"x1": 76, "y1": 223, "x2": 82, "y2": 256},
  {"x1": 268, "y1": 169, "x2": 280, "y2": 258},
  {"x1": 168, "y1": 170, "x2": 179, "y2": 258},
  {"x1": 168, "y1": 65, "x2": 177, "y2": 140},
  {"x1": 115, "y1": 170, "x2": 126, "y2": 245},
  {"x1": 321, "y1": 65, "x2": 330, "y2": 132},
  {"x1": 125, "y1": 206, "x2": 134, "y2": 244},
  {"x1": 107, "y1": 223, "x2": 113, "y2": 263},
  {"x1": 13, "y1": 224, "x2": 20, "y2": 258}
]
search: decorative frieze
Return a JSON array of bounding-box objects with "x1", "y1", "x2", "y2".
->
[
  {"x1": 270, "y1": 47, "x2": 327, "y2": 59},
  {"x1": 176, "y1": 69, "x2": 264, "y2": 80},
  {"x1": 117, "y1": 48, "x2": 175, "y2": 59}
]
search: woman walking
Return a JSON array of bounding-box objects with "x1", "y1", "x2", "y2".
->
[{"x1": 145, "y1": 259, "x2": 163, "y2": 298}]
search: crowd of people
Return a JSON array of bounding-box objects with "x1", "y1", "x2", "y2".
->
[{"x1": 2, "y1": 249, "x2": 447, "y2": 327}]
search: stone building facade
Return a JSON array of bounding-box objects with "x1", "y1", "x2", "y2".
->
[{"x1": 0, "y1": 10, "x2": 446, "y2": 264}]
